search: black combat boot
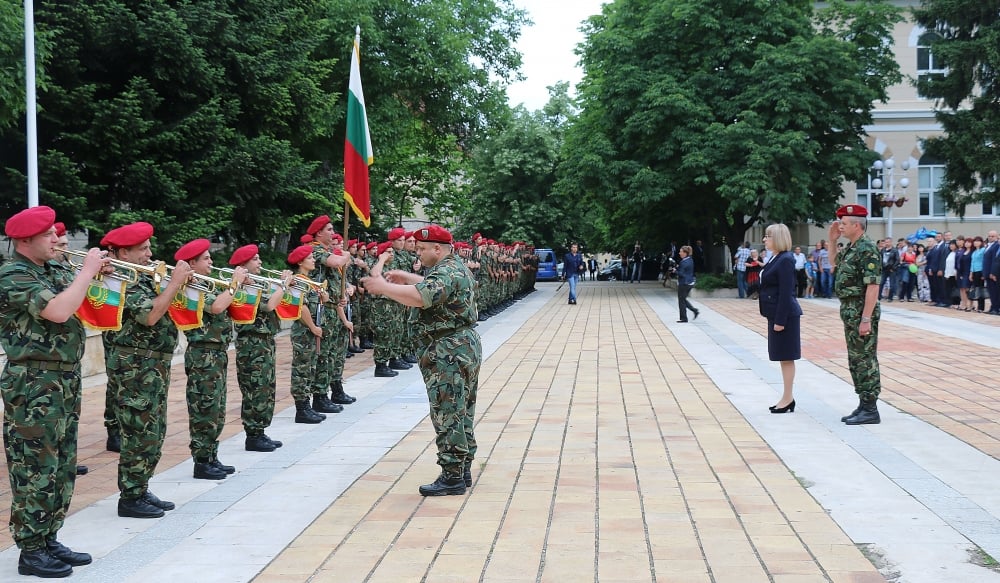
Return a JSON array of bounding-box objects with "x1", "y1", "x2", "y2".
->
[
  {"x1": 211, "y1": 459, "x2": 236, "y2": 474},
  {"x1": 246, "y1": 434, "x2": 277, "y2": 452},
  {"x1": 361, "y1": 337, "x2": 375, "y2": 349},
  {"x1": 403, "y1": 353, "x2": 418, "y2": 364},
  {"x1": 330, "y1": 380, "x2": 356, "y2": 404},
  {"x1": 840, "y1": 398, "x2": 864, "y2": 422},
  {"x1": 418, "y1": 473, "x2": 467, "y2": 496},
  {"x1": 388, "y1": 358, "x2": 411, "y2": 370},
  {"x1": 193, "y1": 460, "x2": 227, "y2": 480},
  {"x1": 349, "y1": 343, "x2": 364, "y2": 353},
  {"x1": 463, "y1": 460, "x2": 473, "y2": 487},
  {"x1": 143, "y1": 490, "x2": 175, "y2": 510},
  {"x1": 263, "y1": 434, "x2": 283, "y2": 448},
  {"x1": 118, "y1": 495, "x2": 165, "y2": 518},
  {"x1": 345, "y1": 349, "x2": 354, "y2": 359},
  {"x1": 76, "y1": 465, "x2": 88, "y2": 476},
  {"x1": 18, "y1": 548, "x2": 73, "y2": 578},
  {"x1": 44, "y1": 539, "x2": 92, "y2": 566},
  {"x1": 375, "y1": 362, "x2": 398, "y2": 377},
  {"x1": 106, "y1": 428, "x2": 121, "y2": 453},
  {"x1": 313, "y1": 393, "x2": 343, "y2": 414},
  {"x1": 295, "y1": 399, "x2": 326, "y2": 423},
  {"x1": 845, "y1": 399, "x2": 880, "y2": 425}
]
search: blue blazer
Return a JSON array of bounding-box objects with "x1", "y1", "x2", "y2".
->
[{"x1": 758, "y1": 252, "x2": 802, "y2": 326}]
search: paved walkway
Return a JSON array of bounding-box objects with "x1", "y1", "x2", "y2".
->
[{"x1": 2, "y1": 281, "x2": 1000, "y2": 582}]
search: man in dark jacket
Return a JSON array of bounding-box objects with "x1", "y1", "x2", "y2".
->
[{"x1": 563, "y1": 243, "x2": 583, "y2": 304}]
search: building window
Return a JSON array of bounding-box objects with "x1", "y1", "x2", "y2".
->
[
  {"x1": 982, "y1": 175, "x2": 998, "y2": 215},
  {"x1": 855, "y1": 169, "x2": 884, "y2": 218},
  {"x1": 918, "y1": 154, "x2": 947, "y2": 217},
  {"x1": 917, "y1": 32, "x2": 945, "y2": 98}
]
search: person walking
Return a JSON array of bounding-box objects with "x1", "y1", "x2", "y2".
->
[
  {"x1": 675, "y1": 246, "x2": 699, "y2": 323},
  {"x1": 733, "y1": 242, "x2": 751, "y2": 298},
  {"x1": 563, "y1": 243, "x2": 583, "y2": 305},
  {"x1": 629, "y1": 243, "x2": 645, "y2": 283},
  {"x1": 758, "y1": 225, "x2": 802, "y2": 414},
  {"x1": 827, "y1": 205, "x2": 883, "y2": 425}
]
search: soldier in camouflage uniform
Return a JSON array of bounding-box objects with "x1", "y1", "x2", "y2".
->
[
  {"x1": 176, "y1": 239, "x2": 247, "y2": 480},
  {"x1": 230, "y1": 244, "x2": 292, "y2": 452},
  {"x1": 829, "y1": 205, "x2": 883, "y2": 425},
  {"x1": 386, "y1": 228, "x2": 414, "y2": 370},
  {"x1": 102, "y1": 222, "x2": 192, "y2": 519},
  {"x1": 363, "y1": 224, "x2": 480, "y2": 497},
  {"x1": 0, "y1": 206, "x2": 107, "y2": 577},
  {"x1": 287, "y1": 245, "x2": 327, "y2": 423}
]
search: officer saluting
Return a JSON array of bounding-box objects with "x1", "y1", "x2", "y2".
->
[
  {"x1": 363, "y1": 225, "x2": 481, "y2": 496},
  {"x1": 0, "y1": 206, "x2": 109, "y2": 577}
]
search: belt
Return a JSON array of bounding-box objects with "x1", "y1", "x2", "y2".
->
[
  {"x1": 237, "y1": 330, "x2": 272, "y2": 338},
  {"x1": 14, "y1": 359, "x2": 78, "y2": 372},
  {"x1": 425, "y1": 325, "x2": 471, "y2": 344},
  {"x1": 114, "y1": 345, "x2": 173, "y2": 361},
  {"x1": 188, "y1": 341, "x2": 225, "y2": 349}
]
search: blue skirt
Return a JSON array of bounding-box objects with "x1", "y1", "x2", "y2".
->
[{"x1": 767, "y1": 315, "x2": 801, "y2": 361}]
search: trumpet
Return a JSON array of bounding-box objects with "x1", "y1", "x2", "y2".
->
[
  {"x1": 164, "y1": 264, "x2": 234, "y2": 294},
  {"x1": 214, "y1": 267, "x2": 281, "y2": 289},
  {"x1": 260, "y1": 268, "x2": 327, "y2": 293},
  {"x1": 64, "y1": 249, "x2": 168, "y2": 284}
]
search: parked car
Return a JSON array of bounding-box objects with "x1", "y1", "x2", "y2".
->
[
  {"x1": 557, "y1": 262, "x2": 564, "y2": 278},
  {"x1": 535, "y1": 248, "x2": 559, "y2": 281},
  {"x1": 597, "y1": 260, "x2": 623, "y2": 281}
]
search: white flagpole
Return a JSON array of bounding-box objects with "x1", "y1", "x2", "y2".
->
[{"x1": 24, "y1": 0, "x2": 39, "y2": 207}]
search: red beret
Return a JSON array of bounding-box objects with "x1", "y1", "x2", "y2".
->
[
  {"x1": 473, "y1": 232, "x2": 482, "y2": 241},
  {"x1": 347, "y1": 239, "x2": 358, "y2": 248},
  {"x1": 300, "y1": 234, "x2": 314, "y2": 244},
  {"x1": 5, "y1": 206, "x2": 56, "y2": 239},
  {"x1": 331, "y1": 232, "x2": 343, "y2": 241},
  {"x1": 377, "y1": 241, "x2": 394, "y2": 255},
  {"x1": 174, "y1": 238, "x2": 211, "y2": 262},
  {"x1": 366, "y1": 241, "x2": 378, "y2": 250},
  {"x1": 229, "y1": 244, "x2": 259, "y2": 266},
  {"x1": 836, "y1": 204, "x2": 868, "y2": 219},
  {"x1": 413, "y1": 225, "x2": 453, "y2": 245},
  {"x1": 101, "y1": 222, "x2": 154, "y2": 248},
  {"x1": 387, "y1": 227, "x2": 405, "y2": 241},
  {"x1": 54, "y1": 222, "x2": 67, "y2": 237},
  {"x1": 404, "y1": 231, "x2": 415, "y2": 239},
  {"x1": 306, "y1": 215, "x2": 330, "y2": 235},
  {"x1": 287, "y1": 245, "x2": 313, "y2": 265}
]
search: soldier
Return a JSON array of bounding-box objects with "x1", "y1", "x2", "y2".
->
[
  {"x1": 287, "y1": 245, "x2": 328, "y2": 423},
  {"x1": 370, "y1": 241, "x2": 399, "y2": 377},
  {"x1": 363, "y1": 225, "x2": 480, "y2": 496},
  {"x1": 102, "y1": 222, "x2": 192, "y2": 518},
  {"x1": 386, "y1": 228, "x2": 413, "y2": 371},
  {"x1": 176, "y1": 239, "x2": 247, "y2": 480},
  {"x1": 230, "y1": 244, "x2": 291, "y2": 452},
  {"x1": 828, "y1": 205, "x2": 883, "y2": 425},
  {"x1": 0, "y1": 206, "x2": 108, "y2": 577}
]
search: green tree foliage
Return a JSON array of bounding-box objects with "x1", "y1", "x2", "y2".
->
[
  {"x1": 558, "y1": 0, "x2": 902, "y2": 252},
  {"x1": 913, "y1": 0, "x2": 1000, "y2": 215},
  {"x1": 0, "y1": 1, "x2": 25, "y2": 129},
  {"x1": 462, "y1": 82, "x2": 577, "y2": 246}
]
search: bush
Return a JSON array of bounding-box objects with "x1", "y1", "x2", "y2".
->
[{"x1": 696, "y1": 272, "x2": 735, "y2": 291}]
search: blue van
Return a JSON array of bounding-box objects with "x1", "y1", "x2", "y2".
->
[{"x1": 535, "y1": 248, "x2": 559, "y2": 281}]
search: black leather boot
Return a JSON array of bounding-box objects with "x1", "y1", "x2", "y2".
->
[
  {"x1": 45, "y1": 539, "x2": 92, "y2": 567},
  {"x1": 263, "y1": 434, "x2": 283, "y2": 448},
  {"x1": 362, "y1": 337, "x2": 375, "y2": 349},
  {"x1": 349, "y1": 343, "x2": 364, "y2": 353},
  {"x1": 18, "y1": 548, "x2": 73, "y2": 577},
  {"x1": 330, "y1": 380, "x2": 356, "y2": 404},
  {"x1": 375, "y1": 362, "x2": 398, "y2": 377},
  {"x1": 313, "y1": 393, "x2": 343, "y2": 414},
  {"x1": 211, "y1": 459, "x2": 236, "y2": 474},
  {"x1": 118, "y1": 495, "x2": 165, "y2": 518},
  {"x1": 246, "y1": 434, "x2": 276, "y2": 452},
  {"x1": 845, "y1": 399, "x2": 880, "y2": 425},
  {"x1": 840, "y1": 398, "x2": 864, "y2": 422},
  {"x1": 418, "y1": 473, "x2": 467, "y2": 496},
  {"x1": 463, "y1": 460, "x2": 473, "y2": 487},
  {"x1": 143, "y1": 490, "x2": 175, "y2": 510},
  {"x1": 193, "y1": 460, "x2": 227, "y2": 480},
  {"x1": 295, "y1": 399, "x2": 326, "y2": 423},
  {"x1": 403, "y1": 353, "x2": 418, "y2": 364},
  {"x1": 76, "y1": 465, "x2": 88, "y2": 476},
  {"x1": 106, "y1": 428, "x2": 121, "y2": 453},
  {"x1": 388, "y1": 358, "x2": 411, "y2": 370}
]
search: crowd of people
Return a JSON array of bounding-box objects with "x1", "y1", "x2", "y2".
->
[{"x1": 0, "y1": 206, "x2": 539, "y2": 578}]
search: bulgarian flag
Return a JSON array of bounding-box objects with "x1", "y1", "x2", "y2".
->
[
  {"x1": 344, "y1": 26, "x2": 373, "y2": 227},
  {"x1": 75, "y1": 273, "x2": 128, "y2": 331},
  {"x1": 166, "y1": 284, "x2": 205, "y2": 331},
  {"x1": 275, "y1": 284, "x2": 304, "y2": 322},
  {"x1": 228, "y1": 284, "x2": 262, "y2": 325}
]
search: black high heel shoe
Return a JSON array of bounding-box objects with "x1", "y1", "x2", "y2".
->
[{"x1": 770, "y1": 400, "x2": 795, "y2": 414}]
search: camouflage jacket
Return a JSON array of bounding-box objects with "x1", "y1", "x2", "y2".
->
[
  {"x1": 413, "y1": 253, "x2": 478, "y2": 340},
  {"x1": 234, "y1": 287, "x2": 279, "y2": 337},
  {"x1": 105, "y1": 273, "x2": 179, "y2": 354},
  {"x1": 835, "y1": 234, "x2": 881, "y2": 299},
  {"x1": 308, "y1": 244, "x2": 344, "y2": 305},
  {"x1": 184, "y1": 290, "x2": 234, "y2": 346}
]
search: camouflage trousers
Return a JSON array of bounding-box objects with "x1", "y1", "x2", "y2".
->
[
  {"x1": 184, "y1": 345, "x2": 228, "y2": 462},
  {"x1": 107, "y1": 348, "x2": 170, "y2": 499},
  {"x1": 290, "y1": 320, "x2": 320, "y2": 402},
  {"x1": 1, "y1": 363, "x2": 80, "y2": 550},
  {"x1": 315, "y1": 306, "x2": 347, "y2": 393},
  {"x1": 236, "y1": 333, "x2": 276, "y2": 436},
  {"x1": 371, "y1": 296, "x2": 396, "y2": 363},
  {"x1": 104, "y1": 345, "x2": 120, "y2": 435},
  {"x1": 417, "y1": 329, "x2": 482, "y2": 476},
  {"x1": 840, "y1": 299, "x2": 882, "y2": 401}
]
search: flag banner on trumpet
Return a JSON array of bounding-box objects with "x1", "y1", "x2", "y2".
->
[
  {"x1": 165, "y1": 282, "x2": 205, "y2": 331},
  {"x1": 75, "y1": 272, "x2": 128, "y2": 331},
  {"x1": 275, "y1": 283, "x2": 303, "y2": 321},
  {"x1": 228, "y1": 284, "x2": 263, "y2": 324}
]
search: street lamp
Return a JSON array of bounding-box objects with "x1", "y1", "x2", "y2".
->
[{"x1": 871, "y1": 158, "x2": 911, "y2": 239}]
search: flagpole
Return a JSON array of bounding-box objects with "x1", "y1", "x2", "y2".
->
[
  {"x1": 24, "y1": 0, "x2": 39, "y2": 207},
  {"x1": 341, "y1": 202, "x2": 350, "y2": 298}
]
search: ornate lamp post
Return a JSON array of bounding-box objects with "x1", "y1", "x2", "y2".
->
[{"x1": 871, "y1": 158, "x2": 911, "y2": 239}]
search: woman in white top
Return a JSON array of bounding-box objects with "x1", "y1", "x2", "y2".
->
[{"x1": 944, "y1": 240, "x2": 958, "y2": 307}]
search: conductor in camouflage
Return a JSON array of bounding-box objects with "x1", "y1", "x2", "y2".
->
[
  {"x1": 363, "y1": 224, "x2": 480, "y2": 497},
  {"x1": 829, "y1": 204, "x2": 883, "y2": 425}
]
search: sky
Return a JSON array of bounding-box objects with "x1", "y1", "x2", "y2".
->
[{"x1": 506, "y1": 0, "x2": 607, "y2": 111}]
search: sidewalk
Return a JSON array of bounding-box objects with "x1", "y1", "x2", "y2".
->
[{"x1": 3, "y1": 281, "x2": 1000, "y2": 582}]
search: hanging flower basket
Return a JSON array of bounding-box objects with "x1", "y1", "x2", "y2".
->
[{"x1": 894, "y1": 197, "x2": 908, "y2": 208}]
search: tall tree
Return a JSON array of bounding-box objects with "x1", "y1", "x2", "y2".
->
[
  {"x1": 913, "y1": 0, "x2": 1000, "y2": 215},
  {"x1": 559, "y1": 0, "x2": 902, "y2": 252}
]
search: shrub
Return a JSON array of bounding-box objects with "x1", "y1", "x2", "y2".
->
[{"x1": 696, "y1": 272, "x2": 735, "y2": 291}]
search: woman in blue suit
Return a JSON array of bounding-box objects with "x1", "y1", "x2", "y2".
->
[{"x1": 759, "y1": 224, "x2": 803, "y2": 413}]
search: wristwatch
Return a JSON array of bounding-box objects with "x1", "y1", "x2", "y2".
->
[{"x1": 861, "y1": 316, "x2": 871, "y2": 323}]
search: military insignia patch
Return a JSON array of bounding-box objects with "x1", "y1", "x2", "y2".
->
[{"x1": 867, "y1": 263, "x2": 875, "y2": 270}]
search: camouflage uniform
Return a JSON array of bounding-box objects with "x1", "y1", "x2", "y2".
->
[
  {"x1": 104, "y1": 274, "x2": 178, "y2": 500},
  {"x1": 309, "y1": 246, "x2": 347, "y2": 395},
  {"x1": 0, "y1": 253, "x2": 83, "y2": 551},
  {"x1": 290, "y1": 287, "x2": 321, "y2": 401},
  {"x1": 389, "y1": 249, "x2": 413, "y2": 360},
  {"x1": 235, "y1": 287, "x2": 279, "y2": 438},
  {"x1": 835, "y1": 234, "x2": 882, "y2": 401},
  {"x1": 413, "y1": 253, "x2": 481, "y2": 478},
  {"x1": 183, "y1": 291, "x2": 234, "y2": 463},
  {"x1": 101, "y1": 333, "x2": 120, "y2": 442}
]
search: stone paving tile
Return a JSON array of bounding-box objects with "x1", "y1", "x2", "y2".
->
[{"x1": 255, "y1": 284, "x2": 883, "y2": 582}]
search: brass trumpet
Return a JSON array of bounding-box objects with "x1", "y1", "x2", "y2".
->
[
  {"x1": 214, "y1": 267, "x2": 281, "y2": 290},
  {"x1": 261, "y1": 268, "x2": 327, "y2": 293},
  {"x1": 63, "y1": 249, "x2": 167, "y2": 284},
  {"x1": 164, "y1": 264, "x2": 234, "y2": 294}
]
